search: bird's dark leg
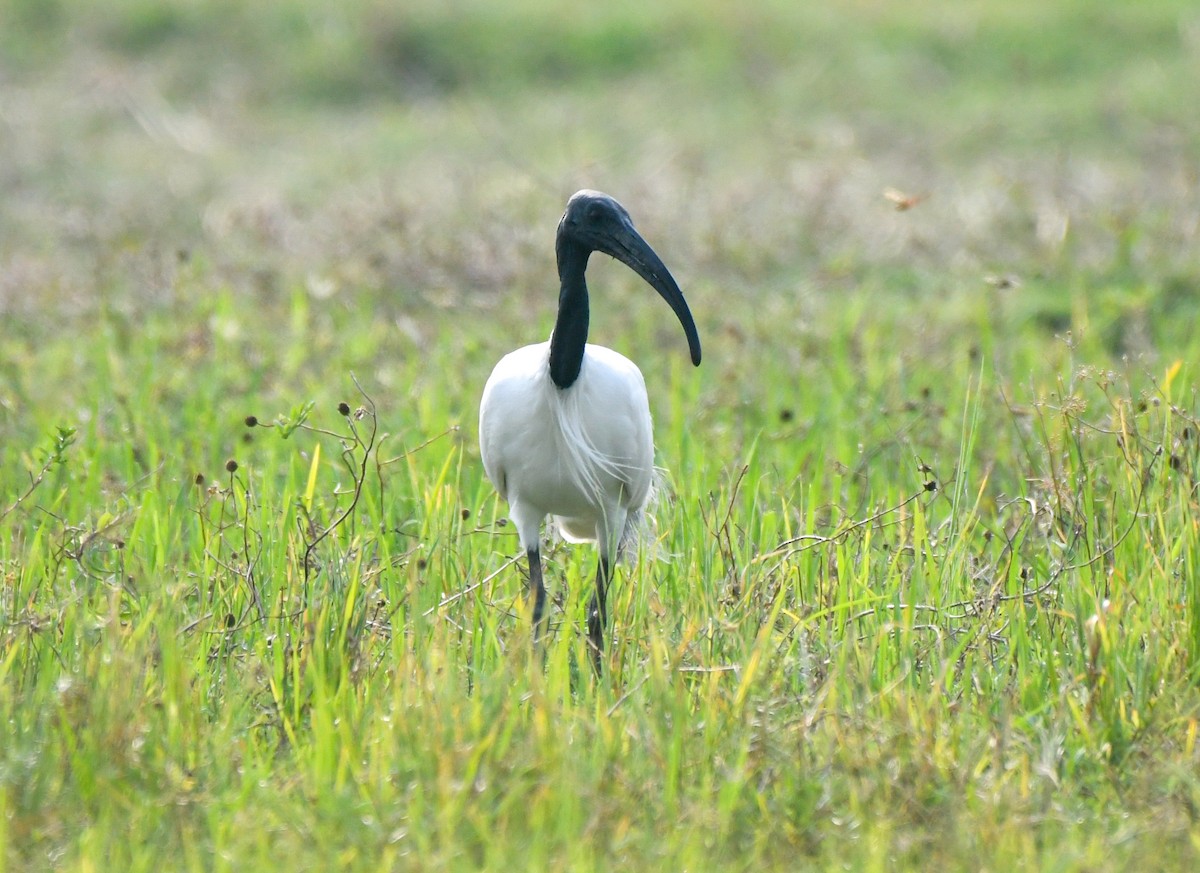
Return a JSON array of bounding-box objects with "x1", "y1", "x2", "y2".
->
[
  {"x1": 587, "y1": 555, "x2": 612, "y2": 673},
  {"x1": 528, "y1": 547, "x2": 548, "y2": 645}
]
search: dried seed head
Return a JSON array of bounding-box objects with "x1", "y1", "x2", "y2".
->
[
  {"x1": 244, "y1": 415, "x2": 258, "y2": 427},
  {"x1": 461, "y1": 508, "x2": 471, "y2": 520},
  {"x1": 194, "y1": 473, "x2": 206, "y2": 486},
  {"x1": 338, "y1": 402, "x2": 351, "y2": 416},
  {"x1": 225, "y1": 459, "x2": 239, "y2": 473}
]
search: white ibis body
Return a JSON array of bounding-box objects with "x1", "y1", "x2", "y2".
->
[{"x1": 479, "y1": 190, "x2": 701, "y2": 669}]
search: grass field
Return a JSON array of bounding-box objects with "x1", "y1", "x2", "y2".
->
[{"x1": 3, "y1": 0, "x2": 1200, "y2": 869}]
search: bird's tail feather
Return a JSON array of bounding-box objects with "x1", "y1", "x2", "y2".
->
[
  {"x1": 546, "y1": 382, "x2": 644, "y2": 516},
  {"x1": 544, "y1": 383, "x2": 671, "y2": 561},
  {"x1": 618, "y1": 466, "x2": 674, "y2": 562},
  {"x1": 547, "y1": 468, "x2": 669, "y2": 560}
]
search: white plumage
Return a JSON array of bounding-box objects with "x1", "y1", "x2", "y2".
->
[
  {"x1": 478, "y1": 190, "x2": 701, "y2": 670},
  {"x1": 480, "y1": 340, "x2": 653, "y2": 554}
]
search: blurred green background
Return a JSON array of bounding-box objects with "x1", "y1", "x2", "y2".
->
[{"x1": 4, "y1": 0, "x2": 1197, "y2": 327}]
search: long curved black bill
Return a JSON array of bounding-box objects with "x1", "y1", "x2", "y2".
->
[{"x1": 601, "y1": 222, "x2": 702, "y2": 367}]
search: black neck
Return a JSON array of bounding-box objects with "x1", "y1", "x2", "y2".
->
[{"x1": 548, "y1": 240, "x2": 590, "y2": 388}]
